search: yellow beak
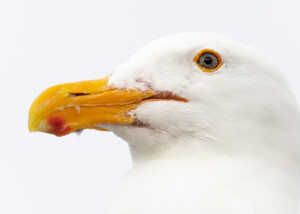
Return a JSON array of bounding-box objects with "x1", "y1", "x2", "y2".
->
[{"x1": 28, "y1": 76, "x2": 156, "y2": 136}]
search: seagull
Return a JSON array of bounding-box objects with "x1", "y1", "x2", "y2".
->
[{"x1": 28, "y1": 33, "x2": 300, "y2": 214}]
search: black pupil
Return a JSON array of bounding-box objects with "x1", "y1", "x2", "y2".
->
[{"x1": 204, "y1": 56, "x2": 213, "y2": 65}]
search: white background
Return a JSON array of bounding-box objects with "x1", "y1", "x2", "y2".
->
[{"x1": 1, "y1": 0, "x2": 300, "y2": 213}]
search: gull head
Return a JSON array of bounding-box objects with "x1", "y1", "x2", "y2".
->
[{"x1": 29, "y1": 33, "x2": 300, "y2": 160}]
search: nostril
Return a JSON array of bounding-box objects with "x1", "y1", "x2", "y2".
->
[{"x1": 69, "y1": 93, "x2": 91, "y2": 97}]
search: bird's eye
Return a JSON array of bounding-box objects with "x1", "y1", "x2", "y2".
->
[{"x1": 194, "y1": 49, "x2": 222, "y2": 72}]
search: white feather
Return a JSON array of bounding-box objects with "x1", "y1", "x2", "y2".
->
[{"x1": 99, "y1": 33, "x2": 300, "y2": 214}]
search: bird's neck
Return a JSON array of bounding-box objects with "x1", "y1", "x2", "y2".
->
[
  {"x1": 128, "y1": 136, "x2": 227, "y2": 162},
  {"x1": 119, "y1": 138, "x2": 300, "y2": 214},
  {"x1": 104, "y1": 154, "x2": 300, "y2": 214}
]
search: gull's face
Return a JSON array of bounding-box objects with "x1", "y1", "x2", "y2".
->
[
  {"x1": 29, "y1": 33, "x2": 297, "y2": 148},
  {"x1": 103, "y1": 34, "x2": 294, "y2": 143}
]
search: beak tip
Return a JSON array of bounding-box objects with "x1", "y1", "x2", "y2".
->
[
  {"x1": 28, "y1": 121, "x2": 35, "y2": 133},
  {"x1": 28, "y1": 116, "x2": 72, "y2": 137}
]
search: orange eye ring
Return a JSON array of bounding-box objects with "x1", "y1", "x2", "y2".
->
[{"x1": 193, "y1": 49, "x2": 223, "y2": 72}]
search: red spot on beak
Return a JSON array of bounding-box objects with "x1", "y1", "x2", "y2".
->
[{"x1": 47, "y1": 116, "x2": 71, "y2": 136}]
